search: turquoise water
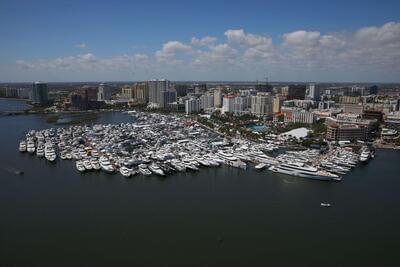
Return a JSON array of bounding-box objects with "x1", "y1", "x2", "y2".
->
[{"x1": 249, "y1": 124, "x2": 269, "y2": 132}]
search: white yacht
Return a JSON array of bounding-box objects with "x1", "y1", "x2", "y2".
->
[
  {"x1": 216, "y1": 151, "x2": 247, "y2": 169},
  {"x1": 44, "y1": 145, "x2": 57, "y2": 162},
  {"x1": 27, "y1": 140, "x2": 36, "y2": 154},
  {"x1": 91, "y1": 158, "x2": 101, "y2": 170},
  {"x1": 99, "y1": 156, "x2": 114, "y2": 173},
  {"x1": 19, "y1": 141, "x2": 27, "y2": 152},
  {"x1": 76, "y1": 161, "x2": 86, "y2": 172},
  {"x1": 254, "y1": 163, "x2": 267, "y2": 170},
  {"x1": 138, "y1": 164, "x2": 152, "y2": 176},
  {"x1": 83, "y1": 159, "x2": 93, "y2": 170},
  {"x1": 36, "y1": 145, "x2": 44, "y2": 157},
  {"x1": 119, "y1": 166, "x2": 132, "y2": 177},
  {"x1": 359, "y1": 149, "x2": 370, "y2": 164},
  {"x1": 148, "y1": 164, "x2": 165, "y2": 176},
  {"x1": 269, "y1": 162, "x2": 338, "y2": 181}
]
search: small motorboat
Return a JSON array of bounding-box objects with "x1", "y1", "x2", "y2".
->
[
  {"x1": 254, "y1": 163, "x2": 267, "y2": 170},
  {"x1": 76, "y1": 161, "x2": 86, "y2": 172},
  {"x1": 320, "y1": 203, "x2": 331, "y2": 207}
]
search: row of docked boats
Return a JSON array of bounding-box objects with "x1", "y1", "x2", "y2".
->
[{"x1": 17, "y1": 112, "x2": 374, "y2": 181}]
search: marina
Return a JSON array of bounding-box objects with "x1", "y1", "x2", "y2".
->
[
  {"x1": 0, "y1": 110, "x2": 397, "y2": 267},
  {"x1": 17, "y1": 111, "x2": 373, "y2": 181}
]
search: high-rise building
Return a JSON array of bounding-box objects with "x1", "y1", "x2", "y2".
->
[
  {"x1": 214, "y1": 89, "x2": 223, "y2": 108},
  {"x1": 272, "y1": 95, "x2": 283, "y2": 113},
  {"x1": 97, "y1": 83, "x2": 112, "y2": 101},
  {"x1": 308, "y1": 84, "x2": 321, "y2": 101},
  {"x1": 251, "y1": 93, "x2": 273, "y2": 117},
  {"x1": 148, "y1": 79, "x2": 170, "y2": 106},
  {"x1": 233, "y1": 96, "x2": 251, "y2": 115},
  {"x1": 194, "y1": 83, "x2": 207, "y2": 94},
  {"x1": 185, "y1": 98, "x2": 201, "y2": 114},
  {"x1": 200, "y1": 94, "x2": 214, "y2": 111},
  {"x1": 121, "y1": 86, "x2": 134, "y2": 99},
  {"x1": 70, "y1": 86, "x2": 102, "y2": 110},
  {"x1": 281, "y1": 85, "x2": 307, "y2": 100},
  {"x1": 222, "y1": 95, "x2": 236, "y2": 114},
  {"x1": 175, "y1": 84, "x2": 189, "y2": 97},
  {"x1": 160, "y1": 91, "x2": 177, "y2": 108},
  {"x1": 133, "y1": 82, "x2": 149, "y2": 102},
  {"x1": 31, "y1": 81, "x2": 48, "y2": 105}
]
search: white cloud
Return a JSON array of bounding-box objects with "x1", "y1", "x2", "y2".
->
[
  {"x1": 13, "y1": 21, "x2": 400, "y2": 82},
  {"x1": 75, "y1": 43, "x2": 87, "y2": 49},
  {"x1": 155, "y1": 41, "x2": 192, "y2": 63},
  {"x1": 354, "y1": 22, "x2": 400, "y2": 46},
  {"x1": 282, "y1": 31, "x2": 321, "y2": 47},
  {"x1": 191, "y1": 36, "x2": 217, "y2": 46},
  {"x1": 224, "y1": 29, "x2": 273, "y2": 48}
]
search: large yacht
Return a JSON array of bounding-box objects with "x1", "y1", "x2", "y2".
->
[
  {"x1": 216, "y1": 151, "x2": 247, "y2": 169},
  {"x1": 76, "y1": 161, "x2": 86, "y2": 172},
  {"x1": 99, "y1": 156, "x2": 115, "y2": 173},
  {"x1": 269, "y1": 162, "x2": 339, "y2": 181},
  {"x1": 19, "y1": 141, "x2": 27, "y2": 152},
  {"x1": 148, "y1": 163, "x2": 165, "y2": 176},
  {"x1": 138, "y1": 164, "x2": 152, "y2": 176},
  {"x1": 359, "y1": 149, "x2": 370, "y2": 164},
  {"x1": 27, "y1": 140, "x2": 36, "y2": 154},
  {"x1": 44, "y1": 145, "x2": 57, "y2": 162}
]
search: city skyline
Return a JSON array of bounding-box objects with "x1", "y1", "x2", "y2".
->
[{"x1": 0, "y1": 0, "x2": 399, "y2": 83}]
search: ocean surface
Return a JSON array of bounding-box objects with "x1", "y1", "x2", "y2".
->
[{"x1": 1, "y1": 101, "x2": 399, "y2": 266}]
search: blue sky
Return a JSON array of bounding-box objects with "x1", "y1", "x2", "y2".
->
[{"x1": 0, "y1": 0, "x2": 399, "y2": 82}]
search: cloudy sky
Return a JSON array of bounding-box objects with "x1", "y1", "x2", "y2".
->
[{"x1": 0, "y1": 0, "x2": 399, "y2": 82}]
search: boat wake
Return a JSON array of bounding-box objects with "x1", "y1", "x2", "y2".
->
[{"x1": 282, "y1": 179, "x2": 298, "y2": 184}]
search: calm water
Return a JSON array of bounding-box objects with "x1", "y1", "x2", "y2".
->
[
  {"x1": 0, "y1": 98, "x2": 30, "y2": 112},
  {"x1": 0, "y1": 107, "x2": 399, "y2": 266}
]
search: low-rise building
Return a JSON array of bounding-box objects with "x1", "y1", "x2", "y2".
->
[{"x1": 326, "y1": 124, "x2": 368, "y2": 141}]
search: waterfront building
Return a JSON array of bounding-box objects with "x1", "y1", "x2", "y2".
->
[
  {"x1": 251, "y1": 93, "x2": 273, "y2": 117},
  {"x1": 185, "y1": 98, "x2": 201, "y2": 114},
  {"x1": 97, "y1": 83, "x2": 112, "y2": 102},
  {"x1": 121, "y1": 86, "x2": 134, "y2": 100},
  {"x1": 222, "y1": 95, "x2": 236, "y2": 114},
  {"x1": 148, "y1": 79, "x2": 170, "y2": 106},
  {"x1": 326, "y1": 124, "x2": 368, "y2": 141},
  {"x1": 18, "y1": 88, "x2": 30, "y2": 99},
  {"x1": 31, "y1": 81, "x2": 48, "y2": 105},
  {"x1": 160, "y1": 90, "x2": 177, "y2": 108},
  {"x1": 5, "y1": 88, "x2": 19, "y2": 98},
  {"x1": 200, "y1": 94, "x2": 214, "y2": 111},
  {"x1": 133, "y1": 82, "x2": 149, "y2": 103},
  {"x1": 70, "y1": 85, "x2": 102, "y2": 110}
]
